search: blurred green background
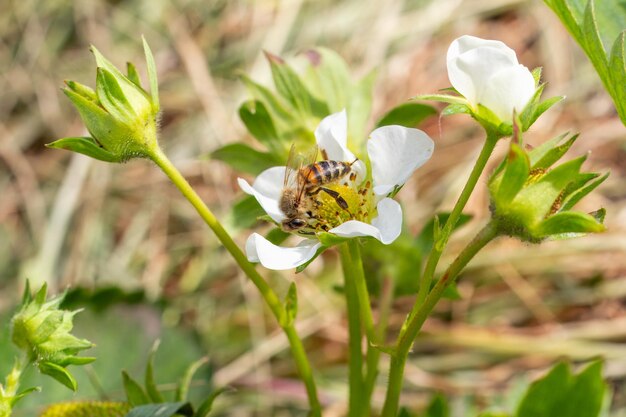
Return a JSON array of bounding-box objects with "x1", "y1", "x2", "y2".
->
[{"x1": 1, "y1": 0, "x2": 625, "y2": 415}]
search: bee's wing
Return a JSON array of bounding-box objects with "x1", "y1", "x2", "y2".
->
[
  {"x1": 294, "y1": 145, "x2": 319, "y2": 201},
  {"x1": 284, "y1": 144, "x2": 299, "y2": 188}
]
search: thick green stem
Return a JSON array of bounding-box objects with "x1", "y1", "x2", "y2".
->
[
  {"x1": 149, "y1": 148, "x2": 321, "y2": 415},
  {"x1": 347, "y1": 240, "x2": 380, "y2": 410},
  {"x1": 381, "y1": 222, "x2": 498, "y2": 416},
  {"x1": 339, "y1": 243, "x2": 365, "y2": 417},
  {"x1": 413, "y1": 133, "x2": 498, "y2": 317}
]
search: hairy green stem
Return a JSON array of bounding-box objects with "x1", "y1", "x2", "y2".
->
[
  {"x1": 381, "y1": 222, "x2": 498, "y2": 416},
  {"x1": 339, "y1": 243, "x2": 365, "y2": 417},
  {"x1": 149, "y1": 148, "x2": 321, "y2": 415},
  {"x1": 413, "y1": 133, "x2": 498, "y2": 318}
]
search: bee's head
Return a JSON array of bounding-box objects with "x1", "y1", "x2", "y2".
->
[{"x1": 281, "y1": 218, "x2": 308, "y2": 232}]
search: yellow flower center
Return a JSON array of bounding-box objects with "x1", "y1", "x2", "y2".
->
[{"x1": 308, "y1": 180, "x2": 376, "y2": 233}]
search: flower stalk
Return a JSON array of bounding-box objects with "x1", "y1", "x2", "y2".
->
[
  {"x1": 147, "y1": 147, "x2": 322, "y2": 415},
  {"x1": 381, "y1": 222, "x2": 499, "y2": 417}
]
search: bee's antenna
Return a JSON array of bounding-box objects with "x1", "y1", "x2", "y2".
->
[{"x1": 349, "y1": 157, "x2": 359, "y2": 166}]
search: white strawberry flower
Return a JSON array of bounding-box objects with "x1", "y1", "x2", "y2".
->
[
  {"x1": 447, "y1": 35, "x2": 536, "y2": 123},
  {"x1": 238, "y1": 110, "x2": 434, "y2": 270}
]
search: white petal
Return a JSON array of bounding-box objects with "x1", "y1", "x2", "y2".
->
[
  {"x1": 245, "y1": 233, "x2": 322, "y2": 270},
  {"x1": 478, "y1": 64, "x2": 536, "y2": 122},
  {"x1": 329, "y1": 198, "x2": 402, "y2": 244},
  {"x1": 447, "y1": 36, "x2": 519, "y2": 106},
  {"x1": 367, "y1": 126, "x2": 434, "y2": 196},
  {"x1": 315, "y1": 110, "x2": 356, "y2": 162},
  {"x1": 238, "y1": 166, "x2": 286, "y2": 222}
]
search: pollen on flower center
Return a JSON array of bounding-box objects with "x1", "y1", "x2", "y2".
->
[{"x1": 309, "y1": 181, "x2": 376, "y2": 232}]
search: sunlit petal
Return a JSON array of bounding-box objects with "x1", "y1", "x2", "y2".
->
[
  {"x1": 238, "y1": 166, "x2": 286, "y2": 222},
  {"x1": 368, "y1": 125, "x2": 434, "y2": 196},
  {"x1": 245, "y1": 233, "x2": 322, "y2": 270}
]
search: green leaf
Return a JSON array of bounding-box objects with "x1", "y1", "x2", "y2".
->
[
  {"x1": 125, "y1": 402, "x2": 193, "y2": 417},
  {"x1": 536, "y1": 211, "x2": 605, "y2": 236},
  {"x1": 281, "y1": 283, "x2": 298, "y2": 327},
  {"x1": 531, "y1": 67, "x2": 543, "y2": 86},
  {"x1": 559, "y1": 361, "x2": 607, "y2": 417},
  {"x1": 516, "y1": 362, "x2": 571, "y2": 417},
  {"x1": 348, "y1": 69, "x2": 377, "y2": 145},
  {"x1": 142, "y1": 36, "x2": 159, "y2": 112},
  {"x1": 608, "y1": 31, "x2": 626, "y2": 123},
  {"x1": 302, "y1": 47, "x2": 352, "y2": 113},
  {"x1": 145, "y1": 341, "x2": 165, "y2": 403},
  {"x1": 494, "y1": 143, "x2": 531, "y2": 207},
  {"x1": 176, "y1": 356, "x2": 208, "y2": 402},
  {"x1": 38, "y1": 361, "x2": 77, "y2": 391},
  {"x1": 240, "y1": 74, "x2": 295, "y2": 125},
  {"x1": 195, "y1": 387, "x2": 230, "y2": 417},
  {"x1": 239, "y1": 100, "x2": 281, "y2": 151},
  {"x1": 210, "y1": 143, "x2": 280, "y2": 175},
  {"x1": 227, "y1": 195, "x2": 266, "y2": 231},
  {"x1": 425, "y1": 393, "x2": 449, "y2": 417},
  {"x1": 265, "y1": 228, "x2": 290, "y2": 245},
  {"x1": 375, "y1": 102, "x2": 436, "y2": 128},
  {"x1": 122, "y1": 370, "x2": 150, "y2": 406},
  {"x1": 516, "y1": 361, "x2": 607, "y2": 417},
  {"x1": 265, "y1": 51, "x2": 329, "y2": 119},
  {"x1": 46, "y1": 136, "x2": 122, "y2": 163}
]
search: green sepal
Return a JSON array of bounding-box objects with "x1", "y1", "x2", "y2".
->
[
  {"x1": 561, "y1": 172, "x2": 609, "y2": 211},
  {"x1": 9, "y1": 386, "x2": 41, "y2": 406},
  {"x1": 47, "y1": 137, "x2": 123, "y2": 163},
  {"x1": 281, "y1": 283, "x2": 298, "y2": 327},
  {"x1": 295, "y1": 245, "x2": 327, "y2": 273},
  {"x1": 317, "y1": 232, "x2": 350, "y2": 246},
  {"x1": 176, "y1": 356, "x2": 209, "y2": 402},
  {"x1": 96, "y1": 67, "x2": 137, "y2": 124},
  {"x1": 492, "y1": 143, "x2": 530, "y2": 207},
  {"x1": 125, "y1": 402, "x2": 193, "y2": 417},
  {"x1": 90, "y1": 45, "x2": 151, "y2": 115},
  {"x1": 65, "y1": 80, "x2": 97, "y2": 101},
  {"x1": 211, "y1": 143, "x2": 281, "y2": 175},
  {"x1": 56, "y1": 355, "x2": 96, "y2": 366},
  {"x1": 239, "y1": 100, "x2": 281, "y2": 152},
  {"x1": 145, "y1": 341, "x2": 165, "y2": 403},
  {"x1": 142, "y1": 36, "x2": 160, "y2": 112},
  {"x1": 441, "y1": 103, "x2": 471, "y2": 116},
  {"x1": 122, "y1": 370, "x2": 150, "y2": 406},
  {"x1": 265, "y1": 228, "x2": 290, "y2": 246},
  {"x1": 195, "y1": 387, "x2": 231, "y2": 417},
  {"x1": 411, "y1": 93, "x2": 467, "y2": 105},
  {"x1": 38, "y1": 361, "x2": 77, "y2": 391},
  {"x1": 519, "y1": 82, "x2": 565, "y2": 131},
  {"x1": 374, "y1": 102, "x2": 436, "y2": 128},
  {"x1": 514, "y1": 155, "x2": 586, "y2": 222},
  {"x1": 536, "y1": 211, "x2": 605, "y2": 237},
  {"x1": 532, "y1": 133, "x2": 578, "y2": 170},
  {"x1": 127, "y1": 62, "x2": 142, "y2": 87},
  {"x1": 531, "y1": 66, "x2": 543, "y2": 86},
  {"x1": 227, "y1": 195, "x2": 266, "y2": 231}
]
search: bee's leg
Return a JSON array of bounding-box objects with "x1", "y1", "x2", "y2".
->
[{"x1": 319, "y1": 187, "x2": 351, "y2": 214}]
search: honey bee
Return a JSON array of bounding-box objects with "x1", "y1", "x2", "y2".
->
[{"x1": 279, "y1": 145, "x2": 357, "y2": 232}]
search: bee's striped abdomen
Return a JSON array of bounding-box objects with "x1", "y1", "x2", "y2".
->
[{"x1": 301, "y1": 160, "x2": 351, "y2": 187}]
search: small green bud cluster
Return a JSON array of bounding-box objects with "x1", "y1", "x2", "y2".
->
[
  {"x1": 47, "y1": 37, "x2": 160, "y2": 163},
  {"x1": 39, "y1": 401, "x2": 131, "y2": 417},
  {"x1": 10, "y1": 283, "x2": 95, "y2": 392},
  {"x1": 489, "y1": 131, "x2": 607, "y2": 242}
]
